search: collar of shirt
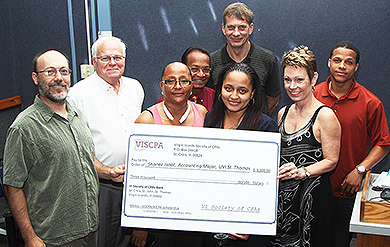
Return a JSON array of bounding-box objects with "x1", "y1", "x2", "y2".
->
[
  {"x1": 34, "y1": 95, "x2": 79, "y2": 122},
  {"x1": 323, "y1": 76, "x2": 359, "y2": 101},
  {"x1": 92, "y1": 72, "x2": 124, "y2": 94},
  {"x1": 221, "y1": 40, "x2": 253, "y2": 65},
  {"x1": 194, "y1": 87, "x2": 206, "y2": 100}
]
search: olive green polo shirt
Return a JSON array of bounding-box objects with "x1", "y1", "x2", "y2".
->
[{"x1": 3, "y1": 95, "x2": 99, "y2": 246}]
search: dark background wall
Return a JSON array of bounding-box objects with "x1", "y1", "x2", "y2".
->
[
  {"x1": 1, "y1": 0, "x2": 390, "y2": 171},
  {"x1": 0, "y1": 0, "x2": 89, "y2": 108},
  {"x1": 0, "y1": 0, "x2": 89, "y2": 158}
]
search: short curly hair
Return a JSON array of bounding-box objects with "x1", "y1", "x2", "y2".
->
[{"x1": 281, "y1": 45, "x2": 317, "y2": 81}]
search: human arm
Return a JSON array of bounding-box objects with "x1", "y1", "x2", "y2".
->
[
  {"x1": 135, "y1": 111, "x2": 154, "y2": 124},
  {"x1": 197, "y1": 104, "x2": 208, "y2": 119},
  {"x1": 278, "y1": 107, "x2": 341, "y2": 180},
  {"x1": 277, "y1": 106, "x2": 286, "y2": 125},
  {"x1": 266, "y1": 95, "x2": 279, "y2": 117},
  {"x1": 340, "y1": 145, "x2": 389, "y2": 196},
  {"x1": 340, "y1": 99, "x2": 390, "y2": 196},
  {"x1": 4, "y1": 185, "x2": 46, "y2": 247},
  {"x1": 228, "y1": 233, "x2": 249, "y2": 241},
  {"x1": 264, "y1": 50, "x2": 281, "y2": 117},
  {"x1": 94, "y1": 157, "x2": 125, "y2": 183}
]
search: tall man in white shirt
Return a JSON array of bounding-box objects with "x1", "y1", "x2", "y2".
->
[{"x1": 68, "y1": 36, "x2": 145, "y2": 247}]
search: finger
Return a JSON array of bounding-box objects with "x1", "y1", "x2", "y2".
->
[
  {"x1": 235, "y1": 234, "x2": 249, "y2": 240},
  {"x1": 344, "y1": 186, "x2": 355, "y2": 197},
  {"x1": 278, "y1": 172, "x2": 290, "y2": 180},
  {"x1": 277, "y1": 171, "x2": 288, "y2": 179},
  {"x1": 227, "y1": 234, "x2": 237, "y2": 240},
  {"x1": 340, "y1": 183, "x2": 347, "y2": 195}
]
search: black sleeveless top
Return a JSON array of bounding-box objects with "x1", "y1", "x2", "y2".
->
[{"x1": 272, "y1": 105, "x2": 335, "y2": 247}]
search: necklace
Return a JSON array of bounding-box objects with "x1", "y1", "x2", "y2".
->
[
  {"x1": 163, "y1": 101, "x2": 191, "y2": 124},
  {"x1": 226, "y1": 110, "x2": 246, "y2": 129},
  {"x1": 229, "y1": 123, "x2": 239, "y2": 129}
]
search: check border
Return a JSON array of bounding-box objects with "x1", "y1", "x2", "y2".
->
[{"x1": 123, "y1": 133, "x2": 280, "y2": 226}]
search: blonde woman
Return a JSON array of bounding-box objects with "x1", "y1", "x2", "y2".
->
[{"x1": 272, "y1": 46, "x2": 341, "y2": 247}]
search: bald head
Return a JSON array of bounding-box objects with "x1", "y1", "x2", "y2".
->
[
  {"x1": 161, "y1": 62, "x2": 191, "y2": 80},
  {"x1": 33, "y1": 50, "x2": 69, "y2": 73}
]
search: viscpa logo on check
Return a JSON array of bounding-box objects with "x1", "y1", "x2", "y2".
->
[{"x1": 133, "y1": 139, "x2": 165, "y2": 151}]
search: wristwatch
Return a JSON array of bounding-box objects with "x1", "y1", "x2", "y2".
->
[{"x1": 356, "y1": 165, "x2": 367, "y2": 174}]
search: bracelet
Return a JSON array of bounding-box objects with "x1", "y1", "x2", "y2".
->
[{"x1": 302, "y1": 166, "x2": 310, "y2": 180}]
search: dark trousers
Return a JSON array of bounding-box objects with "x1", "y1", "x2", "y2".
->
[
  {"x1": 333, "y1": 196, "x2": 355, "y2": 247},
  {"x1": 98, "y1": 180, "x2": 133, "y2": 247},
  {"x1": 153, "y1": 230, "x2": 204, "y2": 247}
]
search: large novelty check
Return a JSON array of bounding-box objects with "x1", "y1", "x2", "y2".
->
[{"x1": 121, "y1": 124, "x2": 280, "y2": 235}]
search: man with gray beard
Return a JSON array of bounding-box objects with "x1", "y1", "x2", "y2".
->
[{"x1": 3, "y1": 50, "x2": 123, "y2": 246}]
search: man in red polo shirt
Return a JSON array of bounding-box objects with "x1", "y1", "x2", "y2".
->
[{"x1": 314, "y1": 41, "x2": 390, "y2": 247}]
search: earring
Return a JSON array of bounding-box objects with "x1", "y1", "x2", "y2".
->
[
  {"x1": 248, "y1": 98, "x2": 255, "y2": 107},
  {"x1": 218, "y1": 94, "x2": 223, "y2": 103},
  {"x1": 161, "y1": 91, "x2": 164, "y2": 95},
  {"x1": 312, "y1": 86, "x2": 315, "y2": 92}
]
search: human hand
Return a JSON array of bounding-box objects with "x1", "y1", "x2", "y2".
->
[
  {"x1": 340, "y1": 169, "x2": 364, "y2": 197},
  {"x1": 110, "y1": 164, "x2": 125, "y2": 183},
  {"x1": 228, "y1": 233, "x2": 249, "y2": 241},
  {"x1": 24, "y1": 235, "x2": 45, "y2": 247},
  {"x1": 278, "y1": 162, "x2": 300, "y2": 180},
  {"x1": 131, "y1": 229, "x2": 148, "y2": 247}
]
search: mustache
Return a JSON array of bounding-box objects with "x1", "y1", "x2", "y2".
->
[{"x1": 48, "y1": 81, "x2": 68, "y2": 87}]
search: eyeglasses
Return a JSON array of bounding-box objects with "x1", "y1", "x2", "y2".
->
[
  {"x1": 162, "y1": 79, "x2": 192, "y2": 87},
  {"x1": 37, "y1": 68, "x2": 71, "y2": 77},
  {"x1": 95, "y1": 55, "x2": 125, "y2": 63},
  {"x1": 190, "y1": 67, "x2": 211, "y2": 74}
]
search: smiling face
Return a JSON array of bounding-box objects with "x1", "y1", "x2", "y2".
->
[
  {"x1": 328, "y1": 47, "x2": 359, "y2": 86},
  {"x1": 32, "y1": 50, "x2": 70, "y2": 103},
  {"x1": 160, "y1": 62, "x2": 193, "y2": 105},
  {"x1": 221, "y1": 71, "x2": 254, "y2": 113},
  {"x1": 222, "y1": 15, "x2": 253, "y2": 49},
  {"x1": 92, "y1": 39, "x2": 125, "y2": 85},
  {"x1": 283, "y1": 65, "x2": 317, "y2": 103},
  {"x1": 186, "y1": 50, "x2": 210, "y2": 93}
]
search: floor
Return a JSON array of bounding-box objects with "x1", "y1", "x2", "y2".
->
[{"x1": 0, "y1": 196, "x2": 357, "y2": 247}]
